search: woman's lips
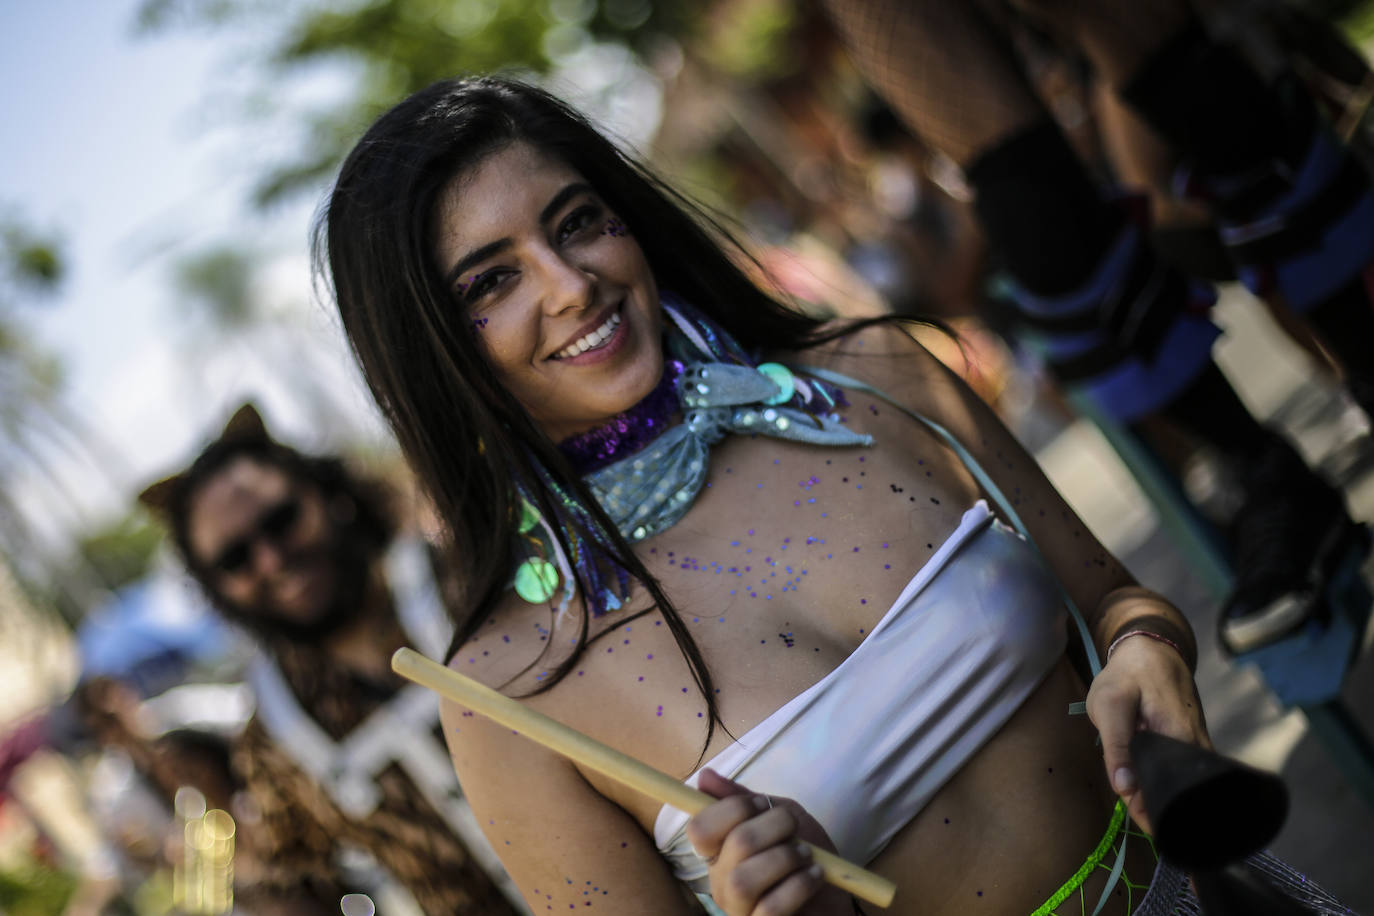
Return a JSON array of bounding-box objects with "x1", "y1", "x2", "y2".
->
[{"x1": 550, "y1": 303, "x2": 630, "y2": 366}]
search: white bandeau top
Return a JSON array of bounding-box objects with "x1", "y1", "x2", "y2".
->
[{"x1": 653, "y1": 500, "x2": 1068, "y2": 888}]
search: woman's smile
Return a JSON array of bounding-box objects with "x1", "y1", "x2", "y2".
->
[{"x1": 548, "y1": 302, "x2": 626, "y2": 362}]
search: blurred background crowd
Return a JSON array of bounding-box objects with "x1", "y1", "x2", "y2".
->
[{"x1": 3, "y1": 0, "x2": 1374, "y2": 913}]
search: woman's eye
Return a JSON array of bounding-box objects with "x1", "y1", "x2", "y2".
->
[
  {"x1": 557, "y1": 204, "x2": 603, "y2": 243},
  {"x1": 460, "y1": 269, "x2": 505, "y2": 303}
]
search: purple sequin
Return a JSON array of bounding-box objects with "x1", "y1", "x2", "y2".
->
[{"x1": 557, "y1": 360, "x2": 684, "y2": 474}]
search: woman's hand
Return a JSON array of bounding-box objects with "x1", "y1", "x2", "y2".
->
[
  {"x1": 1086, "y1": 636, "x2": 1211, "y2": 832},
  {"x1": 687, "y1": 768, "x2": 853, "y2": 916}
]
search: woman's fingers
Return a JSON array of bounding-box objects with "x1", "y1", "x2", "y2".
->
[
  {"x1": 688, "y1": 769, "x2": 772, "y2": 864},
  {"x1": 748, "y1": 858, "x2": 827, "y2": 916},
  {"x1": 724, "y1": 843, "x2": 821, "y2": 911},
  {"x1": 698, "y1": 767, "x2": 755, "y2": 801},
  {"x1": 688, "y1": 769, "x2": 841, "y2": 915},
  {"x1": 1087, "y1": 670, "x2": 1146, "y2": 826}
]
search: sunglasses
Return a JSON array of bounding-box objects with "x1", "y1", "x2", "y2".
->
[{"x1": 208, "y1": 496, "x2": 303, "y2": 575}]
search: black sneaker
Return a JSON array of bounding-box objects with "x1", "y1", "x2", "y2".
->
[{"x1": 1219, "y1": 434, "x2": 1366, "y2": 655}]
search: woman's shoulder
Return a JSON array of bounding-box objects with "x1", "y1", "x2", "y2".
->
[
  {"x1": 781, "y1": 318, "x2": 955, "y2": 410},
  {"x1": 446, "y1": 588, "x2": 567, "y2": 691}
]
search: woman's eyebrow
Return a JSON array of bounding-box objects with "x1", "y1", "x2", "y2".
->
[
  {"x1": 539, "y1": 182, "x2": 594, "y2": 224},
  {"x1": 445, "y1": 239, "x2": 509, "y2": 289},
  {"x1": 443, "y1": 182, "x2": 595, "y2": 289}
]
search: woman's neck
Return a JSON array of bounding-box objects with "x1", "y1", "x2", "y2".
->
[{"x1": 556, "y1": 359, "x2": 685, "y2": 475}]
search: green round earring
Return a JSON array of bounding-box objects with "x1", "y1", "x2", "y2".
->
[{"x1": 514, "y1": 556, "x2": 560, "y2": 604}]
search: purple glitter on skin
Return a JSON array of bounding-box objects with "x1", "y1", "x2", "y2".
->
[
  {"x1": 472, "y1": 316, "x2": 489, "y2": 330},
  {"x1": 603, "y1": 216, "x2": 629, "y2": 237},
  {"x1": 557, "y1": 360, "x2": 684, "y2": 474}
]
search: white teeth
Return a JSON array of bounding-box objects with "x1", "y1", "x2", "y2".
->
[{"x1": 553, "y1": 311, "x2": 621, "y2": 359}]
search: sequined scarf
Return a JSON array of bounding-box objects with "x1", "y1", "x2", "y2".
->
[
  {"x1": 522, "y1": 297, "x2": 870, "y2": 617},
  {"x1": 575, "y1": 298, "x2": 872, "y2": 545}
]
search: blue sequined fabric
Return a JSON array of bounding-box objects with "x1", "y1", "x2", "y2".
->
[
  {"x1": 533, "y1": 296, "x2": 870, "y2": 615},
  {"x1": 583, "y1": 354, "x2": 871, "y2": 545}
]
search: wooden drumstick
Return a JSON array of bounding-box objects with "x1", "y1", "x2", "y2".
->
[{"x1": 392, "y1": 648, "x2": 897, "y2": 908}]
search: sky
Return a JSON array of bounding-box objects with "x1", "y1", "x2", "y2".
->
[
  {"x1": 1, "y1": 0, "x2": 385, "y2": 553},
  {"x1": 0, "y1": 1, "x2": 662, "y2": 565}
]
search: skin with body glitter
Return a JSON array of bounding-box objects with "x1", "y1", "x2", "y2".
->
[{"x1": 481, "y1": 815, "x2": 621, "y2": 911}]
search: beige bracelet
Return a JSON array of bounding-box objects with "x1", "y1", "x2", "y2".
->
[{"x1": 1105, "y1": 628, "x2": 1184, "y2": 663}]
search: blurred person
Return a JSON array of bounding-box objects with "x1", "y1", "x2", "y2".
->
[
  {"x1": 823, "y1": 0, "x2": 1374, "y2": 658},
  {"x1": 0, "y1": 678, "x2": 160, "y2": 916},
  {"x1": 81, "y1": 677, "x2": 344, "y2": 915},
  {"x1": 138, "y1": 404, "x2": 520, "y2": 915},
  {"x1": 146, "y1": 727, "x2": 341, "y2": 916},
  {"x1": 1, "y1": 676, "x2": 332, "y2": 916}
]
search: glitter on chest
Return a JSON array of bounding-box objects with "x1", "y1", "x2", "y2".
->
[{"x1": 642, "y1": 450, "x2": 929, "y2": 610}]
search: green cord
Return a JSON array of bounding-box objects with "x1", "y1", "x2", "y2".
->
[{"x1": 1029, "y1": 801, "x2": 1127, "y2": 916}]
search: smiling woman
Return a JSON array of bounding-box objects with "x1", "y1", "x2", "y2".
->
[{"x1": 312, "y1": 77, "x2": 1345, "y2": 916}]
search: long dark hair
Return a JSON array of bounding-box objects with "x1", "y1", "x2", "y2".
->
[{"x1": 315, "y1": 76, "x2": 847, "y2": 744}]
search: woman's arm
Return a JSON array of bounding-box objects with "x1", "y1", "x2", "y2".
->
[
  {"x1": 440, "y1": 691, "x2": 704, "y2": 915},
  {"x1": 804, "y1": 323, "x2": 1207, "y2": 827}
]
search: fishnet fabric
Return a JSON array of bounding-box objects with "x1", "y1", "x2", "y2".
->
[
  {"x1": 821, "y1": 0, "x2": 1045, "y2": 165},
  {"x1": 1092, "y1": 820, "x2": 1158, "y2": 915},
  {"x1": 1132, "y1": 853, "x2": 1356, "y2": 915}
]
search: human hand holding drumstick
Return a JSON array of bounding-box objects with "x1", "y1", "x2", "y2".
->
[{"x1": 392, "y1": 648, "x2": 897, "y2": 910}]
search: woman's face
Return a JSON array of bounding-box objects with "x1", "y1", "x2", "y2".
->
[{"x1": 431, "y1": 141, "x2": 663, "y2": 441}]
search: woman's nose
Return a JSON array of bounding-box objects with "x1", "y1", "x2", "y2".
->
[{"x1": 538, "y1": 251, "x2": 595, "y2": 316}]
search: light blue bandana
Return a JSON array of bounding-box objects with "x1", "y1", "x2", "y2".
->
[{"x1": 584, "y1": 299, "x2": 872, "y2": 544}]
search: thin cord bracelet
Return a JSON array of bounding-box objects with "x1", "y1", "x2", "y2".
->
[{"x1": 1105, "y1": 628, "x2": 1185, "y2": 664}]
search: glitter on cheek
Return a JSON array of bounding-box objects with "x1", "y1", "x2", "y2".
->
[{"x1": 471, "y1": 316, "x2": 489, "y2": 330}]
